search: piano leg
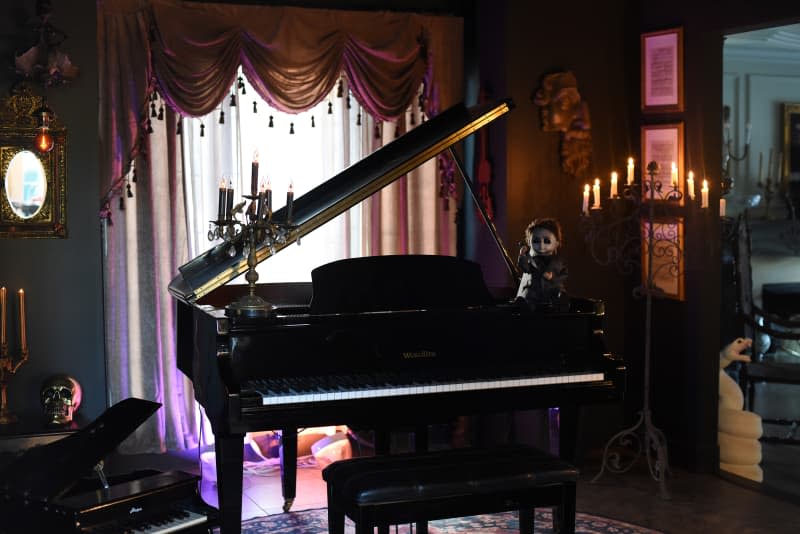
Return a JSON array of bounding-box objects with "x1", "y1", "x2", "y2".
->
[
  {"x1": 372, "y1": 429, "x2": 391, "y2": 534},
  {"x1": 279, "y1": 427, "x2": 297, "y2": 512},
  {"x1": 414, "y1": 424, "x2": 429, "y2": 534},
  {"x1": 558, "y1": 405, "x2": 578, "y2": 462},
  {"x1": 215, "y1": 432, "x2": 245, "y2": 534}
]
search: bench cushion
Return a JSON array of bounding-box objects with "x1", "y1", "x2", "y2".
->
[{"x1": 322, "y1": 445, "x2": 577, "y2": 506}]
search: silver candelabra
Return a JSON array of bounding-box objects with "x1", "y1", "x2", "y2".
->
[{"x1": 209, "y1": 191, "x2": 295, "y2": 318}]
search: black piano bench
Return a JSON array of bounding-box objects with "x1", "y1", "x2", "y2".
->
[{"x1": 321, "y1": 444, "x2": 578, "y2": 534}]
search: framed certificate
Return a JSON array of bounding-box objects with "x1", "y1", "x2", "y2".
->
[
  {"x1": 641, "y1": 122, "x2": 685, "y2": 204},
  {"x1": 641, "y1": 27, "x2": 684, "y2": 113}
]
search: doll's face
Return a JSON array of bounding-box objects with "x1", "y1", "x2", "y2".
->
[{"x1": 529, "y1": 228, "x2": 559, "y2": 256}]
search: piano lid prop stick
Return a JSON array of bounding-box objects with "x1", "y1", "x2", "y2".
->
[{"x1": 447, "y1": 147, "x2": 519, "y2": 284}]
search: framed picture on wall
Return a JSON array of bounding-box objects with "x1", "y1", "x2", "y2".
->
[
  {"x1": 782, "y1": 102, "x2": 800, "y2": 183},
  {"x1": 641, "y1": 27, "x2": 684, "y2": 113},
  {"x1": 641, "y1": 216, "x2": 684, "y2": 301},
  {"x1": 641, "y1": 122, "x2": 685, "y2": 204}
]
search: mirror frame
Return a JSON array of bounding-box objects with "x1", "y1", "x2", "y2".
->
[{"x1": 0, "y1": 83, "x2": 66, "y2": 238}]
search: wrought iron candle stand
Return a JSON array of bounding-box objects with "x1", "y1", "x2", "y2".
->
[
  {"x1": 208, "y1": 194, "x2": 295, "y2": 318},
  {"x1": 583, "y1": 161, "x2": 684, "y2": 500}
]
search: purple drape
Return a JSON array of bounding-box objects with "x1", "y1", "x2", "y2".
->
[
  {"x1": 99, "y1": 0, "x2": 459, "y2": 208},
  {"x1": 98, "y1": 0, "x2": 463, "y2": 452}
]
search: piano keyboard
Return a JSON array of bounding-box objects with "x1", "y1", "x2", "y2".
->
[
  {"x1": 251, "y1": 371, "x2": 606, "y2": 406},
  {"x1": 84, "y1": 507, "x2": 208, "y2": 533}
]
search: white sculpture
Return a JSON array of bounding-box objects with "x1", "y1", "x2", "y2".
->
[{"x1": 719, "y1": 337, "x2": 763, "y2": 482}]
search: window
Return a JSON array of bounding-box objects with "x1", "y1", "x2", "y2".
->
[{"x1": 181, "y1": 74, "x2": 383, "y2": 283}]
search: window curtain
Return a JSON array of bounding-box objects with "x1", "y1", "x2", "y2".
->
[{"x1": 98, "y1": 0, "x2": 463, "y2": 453}]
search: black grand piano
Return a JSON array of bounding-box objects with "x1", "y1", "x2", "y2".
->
[{"x1": 169, "y1": 98, "x2": 625, "y2": 534}]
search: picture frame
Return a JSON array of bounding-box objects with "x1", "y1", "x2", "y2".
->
[
  {"x1": 782, "y1": 102, "x2": 800, "y2": 182},
  {"x1": 640, "y1": 122, "x2": 685, "y2": 204},
  {"x1": 641, "y1": 216, "x2": 684, "y2": 301},
  {"x1": 641, "y1": 27, "x2": 684, "y2": 113}
]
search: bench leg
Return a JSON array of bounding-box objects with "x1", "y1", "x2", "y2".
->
[
  {"x1": 553, "y1": 482, "x2": 577, "y2": 534},
  {"x1": 519, "y1": 508, "x2": 535, "y2": 533},
  {"x1": 417, "y1": 519, "x2": 429, "y2": 534},
  {"x1": 326, "y1": 487, "x2": 345, "y2": 534}
]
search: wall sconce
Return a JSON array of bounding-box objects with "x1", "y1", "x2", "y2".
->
[{"x1": 32, "y1": 98, "x2": 54, "y2": 153}]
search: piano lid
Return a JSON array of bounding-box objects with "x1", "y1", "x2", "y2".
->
[{"x1": 169, "y1": 98, "x2": 514, "y2": 304}]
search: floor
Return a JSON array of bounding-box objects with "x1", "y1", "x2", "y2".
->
[{"x1": 105, "y1": 432, "x2": 800, "y2": 534}]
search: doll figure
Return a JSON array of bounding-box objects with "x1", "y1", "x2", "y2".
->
[{"x1": 515, "y1": 218, "x2": 569, "y2": 312}]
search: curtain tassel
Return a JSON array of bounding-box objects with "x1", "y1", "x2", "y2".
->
[
  {"x1": 311, "y1": 116, "x2": 315, "y2": 128},
  {"x1": 238, "y1": 76, "x2": 246, "y2": 95},
  {"x1": 229, "y1": 93, "x2": 237, "y2": 107},
  {"x1": 289, "y1": 122, "x2": 294, "y2": 134},
  {"x1": 200, "y1": 123, "x2": 205, "y2": 137},
  {"x1": 268, "y1": 115, "x2": 274, "y2": 128},
  {"x1": 327, "y1": 101, "x2": 333, "y2": 115},
  {"x1": 253, "y1": 101, "x2": 257, "y2": 113},
  {"x1": 219, "y1": 110, "x2": 225, "y2": 124}
]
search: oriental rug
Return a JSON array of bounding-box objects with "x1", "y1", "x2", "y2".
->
[{"x1": 237, "y1": 508, "x2": 664, "y2": 534}]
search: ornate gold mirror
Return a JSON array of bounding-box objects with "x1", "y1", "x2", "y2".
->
[{"x1": 0, "y1": 83, "x2": 66, "y2": 238}]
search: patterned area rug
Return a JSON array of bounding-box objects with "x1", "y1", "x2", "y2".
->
[{"x1": 239, "y1": 508, "x2": 664, "y2": 533}]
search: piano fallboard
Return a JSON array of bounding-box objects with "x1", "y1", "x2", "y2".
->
[{"x1": 180, "y1": 295, "x2": 623, "y2": 434}]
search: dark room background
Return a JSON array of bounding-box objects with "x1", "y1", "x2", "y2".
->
[{"x1": 1, "y1": 0, "x2": 799, "y2": 474}]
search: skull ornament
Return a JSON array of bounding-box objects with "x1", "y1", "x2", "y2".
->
[{"x1": 40, "y1": 374, "x2": 82, "y2": 425}]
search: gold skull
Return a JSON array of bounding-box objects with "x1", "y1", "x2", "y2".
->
[{"x1": 40, "y1": 374, "x2": 82, "y2": 425}]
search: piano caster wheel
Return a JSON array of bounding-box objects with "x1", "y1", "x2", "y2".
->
[{"x1": 283, "y1": 498, "x2": 294, "y2": 512}]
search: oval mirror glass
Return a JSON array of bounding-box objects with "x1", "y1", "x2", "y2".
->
[{"x1": 4, "y1": 150, "x2": 47, "y2": 219}]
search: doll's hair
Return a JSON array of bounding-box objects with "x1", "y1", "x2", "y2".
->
[{"x1": 525, "y1": 218, "x2": 563, "y2": 246}]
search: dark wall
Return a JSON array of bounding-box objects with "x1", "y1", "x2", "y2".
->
[
  {"x1": 0, "y1": 0, "x2": 104, "y2": 427},
  {"x1": 638, "y1": 0, "x2": 800, "y2": 471},
  {"x1": 2, "y1": 0, "x2": 797, "y2": 472},
  {"x1": 468, "y1": 0, "x2": 636, "y2": 462}
]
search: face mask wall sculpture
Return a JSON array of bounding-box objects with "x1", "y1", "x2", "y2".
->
[{"x1": 40, "y1": 373, "x2": 82, "y2": 425}]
